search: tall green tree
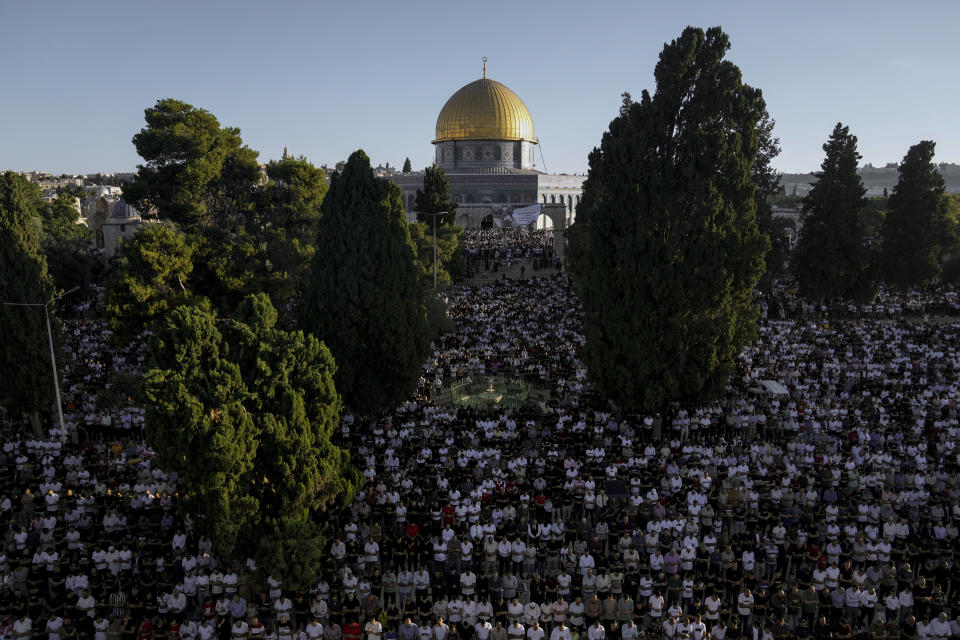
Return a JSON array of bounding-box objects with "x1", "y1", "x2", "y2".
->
[
  {"x1": 225, "y1": 293, "x2": 356, "y2": 523},
  {"x1": 123, "y1": 98, "x2": 260, "y2": 228},
  {"x1": 792, "y1": 123, "x2": 875, "y2": 301},
  {"x1": 568, "y1": 26, "x2": 769, "y2": 413},
  {"x1": 145, "y1": 294, "x2": 356, "y2": 587},
  {"x1": 879, "y1": 141, "x2": 957, "y2": 288},
  {"x1": 414, "y1": 164, "x2": 457, "y2": 225},
  {"x1": 0, "y1": 172, "x2": 58, "y2": 431},
  {"x1": 407, "y1": 221, "x2": 465, "y2": 288},
  {"x1": 145, "y1": 304, "x2": 259, "y2": 557},
  {"x1": 105, "y1": 223, "x2": 198, "y2": 338},
  {"x1": 38, "y1": 193, "x2": 99, "y2": 292},
  {"x1": 300, "y1": 150, "x2": 431, "y2": 413},
  {"x1": 752, "y1": 114, "x2": 790, "y2": 285},
  {"x1": 253, "y1": 156, "x2": 329, "y2": 305},
  {"x1": 402, "y1": 157, "x2": 412, "y2": 174},
  {"x1": 41, "y1": 193, "x2": 91, "y2": 242},
  {"x1": 43, "y1": 237, "x2": 102, "y2": 293}
]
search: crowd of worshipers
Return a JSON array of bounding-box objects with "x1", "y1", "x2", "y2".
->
[
  {"x1": 4, "y1": 231, "x2": 960, "y2": 640},
  {"x1": 760, "y1": 282, "x2": 960, "y2": 322},
  {"x1": 462, "y1": 230, "x2": 557, "y2": 276}
]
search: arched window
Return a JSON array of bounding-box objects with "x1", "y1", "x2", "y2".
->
[
  {"x1": 550, "y1": 195, "x2": 556, "y2": 204},
  {"x1": 568, "y1": 195, "x2": 573, "y2": 212},
  {"x1": 542, "y1": 194, "x2": 547, "y2": 204}
]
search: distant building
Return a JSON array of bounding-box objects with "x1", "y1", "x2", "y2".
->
[
  {"x1": 78, "y1": 187, "x2": 148, "y2": 257},
  {"x1": 388, "y1": 60, "x2": 583, "y2": 231},
  {"x1": 102, "y1": 198, "x2": 149, "y2": 259}
]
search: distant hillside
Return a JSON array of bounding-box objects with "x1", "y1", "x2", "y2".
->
[{"x1": 781, "y1": 163, "x2": 960, "y2": 196}]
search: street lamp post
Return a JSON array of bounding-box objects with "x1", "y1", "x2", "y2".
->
[
  {"x1": 421, "y1": 211, "x2": 446, "y2": 290},
  {"x1": 4, "y1": 286, "x2": 80, "y2": 442}
]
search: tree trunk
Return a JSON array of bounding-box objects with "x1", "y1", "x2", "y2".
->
[{"x1": 28, "y1": 411, "x2": 42, "y2": 437}]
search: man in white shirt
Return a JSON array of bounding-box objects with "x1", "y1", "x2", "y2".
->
[
  {"x1": 736, "y1": 588, "x2": 754, "y2": 632},
  {"x1": 930, "y1": 613, "x2": 951, "y2": 640},
  {"x1": 524, "y1": 602, "x2": 541, "y2": 627},
  {"x1": 661, "y1": 617, "x2": 677, "y2": 640},
  {"x1": 13, "y1": 614, "x2": 32, "y2": 640},
  {"x1": 306, "y1": 620, "x2": 325, "y2": 640},
  {"x1": 507, "y1": 621, "x2": 525, "y2": 640},
  {"x1": 587, "y1": 622, "x2": 604, "y2": 640},
  {"x1": 475, "y1": 621, "x2": 492, "y2": 640},
  {"x1": 231, "y1": 619, "x2": 249, "y2": 640},
  {"x1": 526, "y1": 621, "x2": 545, "y2": 640},
  {"x1": 45, "y1": 615, "x2": 64, "y2": 640},
  {"x1": 461, "y1": 569, "x2": 477, "y2": 597},
  {"x1": 433, "y1": 619, "x2": 450, "y2": 640},
  {"x1": 648, "y1": 592, "x2": 665, "y2": 627},
  {"x1": 365, "y1": 619, "x2": 383, "y2": 640},
  {"x1": 77, "y1": 589, "x2": 97, "y2": 618},
  {"x1": 550, "y1": 623, "x2": 572, "y2": 640},
  {"x1": 688, "y1": 616, "x2": 707, "y2": 640}
]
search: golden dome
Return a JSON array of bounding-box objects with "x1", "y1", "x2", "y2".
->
[{"x1": 434, "y1": 77, "x2": 536, "y2": 143}]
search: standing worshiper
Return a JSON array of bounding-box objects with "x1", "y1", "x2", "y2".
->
[
  {"x1": 365, "y1": 618, "x2": 383, "y2": 640},
  {"x1": 110, "y1": 581, "x2": 129, "y2": 619}
]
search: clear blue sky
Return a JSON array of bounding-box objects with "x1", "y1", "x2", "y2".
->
[{"x1": 2, "y1": 0, "x2": 957, "y2": 176}]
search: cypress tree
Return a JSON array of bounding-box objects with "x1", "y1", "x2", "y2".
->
[
  {"x1": 792, "y1": 123, "x2": 874, "y2": 301},
  {"x1": 568, "y1": 26, "x2": 769, "y2": 413},
  {"x1": 879, "y1": 141, "x2": 957, "y2": 288},
  {"x1": 300, "y1": 150, "x2": 430, "y2": 413},
  {"x1": 414, "y1": 164, "x2": 457, "y2": 225},
  {"x1": 753, "y1": 114, "x2": 790, "y2": 285},
  {"x1": 145, "y1": 294, "x2": 357, "y2": 588},
  {"x1": 0, "y1": 172, "x2": 57, "y2": 431}
]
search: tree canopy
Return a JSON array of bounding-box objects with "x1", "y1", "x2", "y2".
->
[
  {"x1": 408, "y1": 221, "x2": 466, "y2": 288},
  {"x1": 90, "y1": 98, "x2": 359, "y2": 587},
  {"x1": 254, "y1": 156, "x2": 330, "y2": 304},
  {"x1": 144, "y1": 294, "x2": 357, "y2": 588},
  {"x1": 752, "y1": 113, "x2": 790, "y2": 286},
  {"x1": 879, "y1": 140, "x2": 957, "y2": 288},
  {"x1": 402, "y1": 157, "x2": 412, "y2": 173},
  {"x1": 414, "y1": 164, "x2": 457, "y2": 225},
  {"x1": 300, "y1": 150, "x2": 431, "y2": 413},
  {"x1": 0, "y1": 172, "x2": 58, "y2": 425},
  {"x1": 41, "y1": 193, "x2": 91, "y2": 243},
  {"x1": 568, "y1": 26, "x2": 769, "y2": 413},
  {"x1": 123, "y1": 98, "x2": 261, "y2": 228},
  {"x1": 792, "y1": 123, "x2": 875, "y2": 301},
  {"x1": 105, "y1": 223, "x2": 198, "y2": 338}
]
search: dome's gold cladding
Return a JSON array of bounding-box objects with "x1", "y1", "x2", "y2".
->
[{"x1": 434, "y1": 78, "x2": 536, "y2": 143}]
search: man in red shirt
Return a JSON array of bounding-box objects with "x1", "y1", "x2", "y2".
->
[
  {"x1": 202, "y1": 600, "x2": 216, "y2": 622},
  {"x1": 137, "y1": 620, "x2": 153, "y2": 640},
  {"x1": 344, "y1": 620, "x2": 363, "y2": 640},
  {"x1": 405, "y1": 522, "x2": 420, "y2": 540}
]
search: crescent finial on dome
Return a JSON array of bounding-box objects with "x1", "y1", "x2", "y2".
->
[{"x1": 482, "y1": 56, "x2": 487, "y2": 79}]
